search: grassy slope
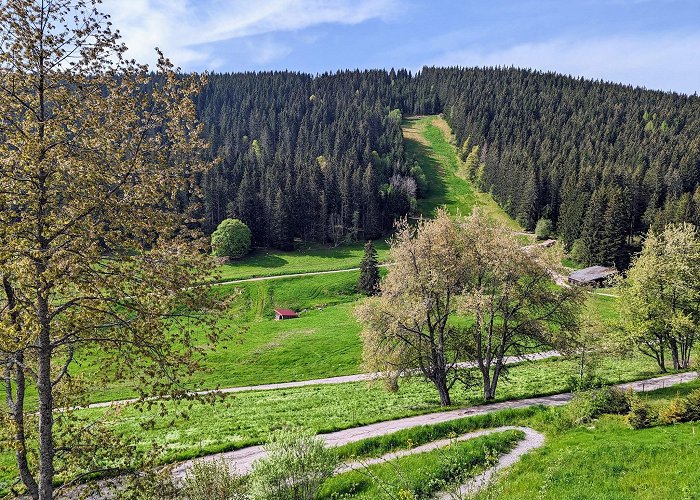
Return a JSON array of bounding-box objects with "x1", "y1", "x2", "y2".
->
[
  {"x1": 67, "y1": 272, "x2": 367, "y2": 404},
  {"x1": 403, "y1": 115, "x2": 520, "y2": 230},
  {"x1": 475, "y1": 382, "x2": 700, "y2": 499},
  {"x1": 84, "y1": 355, "x2": 658, "y2": 462},
  {"x1": 212, "y1": 240, "x2": 390, "y2": 283}
]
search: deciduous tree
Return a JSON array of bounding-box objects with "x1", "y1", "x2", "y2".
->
[
  {"x1": 0, "y1": 1, "x2": 221, "y2": 497},
  {"x1": 619, "y1": 223, "x2": 700, "y2": 371},
  {"x1": 212, "y1": 218, "x2": 252, "y2": 258},
  {"x1": 458, "y1": 212, "x2": 583, "y2": 400},
  {"x1": 355, "y1": 211, "x2": 471, "y2": 406}
]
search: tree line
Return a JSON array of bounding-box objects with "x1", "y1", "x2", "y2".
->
[
  {"x1": 196, "y1": 68, "x2": 700, "y2": 269},
  {"x1": 195, "y1": 71, "x2": 416, "y2": 248}
]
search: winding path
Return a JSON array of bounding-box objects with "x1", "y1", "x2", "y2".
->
[
  {"x1": 435, "y1": 426, "x2": 545, "y2": 499},
  {"x1": 335, "y1": 425, "x2": 541, "y2": 476},
  {"x1": 169, "y1": 371, "x2": 697, "y2": 480}
]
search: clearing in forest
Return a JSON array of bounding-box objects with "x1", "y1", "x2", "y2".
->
[{"x1": 403, "y1": 115, "x2": 521, "y2": 230}]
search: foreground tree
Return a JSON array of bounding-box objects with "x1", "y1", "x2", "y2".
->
[
  {"x1": 356, "y1": 211, "x2": 471, "y2": 406},
  {"x1": 619, "y1": 223, "x2": 700, "y2": 371},
  {"x1": 458, "y1": 212, "x2": 583, "y2": 400},
  {"x1": 357, "y1": 209, "x2": 582, "y2": 405},
  {"x1": 0, "y1": 1, "x2": 221, "y2": 497},
  {"x1": 357, "y1": 240, "x2": 380, "y2": 295}
]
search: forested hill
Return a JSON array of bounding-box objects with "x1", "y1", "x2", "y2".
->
[
  {"x1": 195, "y1": 68, "x2": 700, "y2": 266},
  {"x1": 195, "y1": 70, "x2": 414, "y2": 248}
]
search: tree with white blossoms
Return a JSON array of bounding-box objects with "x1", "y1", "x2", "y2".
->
[
  {"x1": 357, "y1": 209, "x2": 582, "y2": 405},
  {"x1": 0, "y1": 1, "x2": 224, "y2": 497},
  {"x1": 457, "y1": 212, "x2": 583, "y2": 400}
]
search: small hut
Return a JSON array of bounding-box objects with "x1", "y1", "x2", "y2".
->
[
  {"x1": 274, "y1": 308, "x2": 299, "y2": 320},
  {"x1": 568, "y1": 266, "x2": 617, "y2": 286}
]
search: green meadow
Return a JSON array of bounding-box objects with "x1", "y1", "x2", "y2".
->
[
  {"x1": 403, "y1": 115, "x2": 521, "y2": 230},
  {"x1": 213, "y1": 240, "x2": 390, "y2": 283}
]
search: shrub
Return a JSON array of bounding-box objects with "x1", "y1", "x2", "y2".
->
[
  {"x1": 535, "y1": 218, "x2": 554, "y2": 240},
  {"x1": 593, "y1": 386, "x2": 631, "y2": 416},
  {"x1": 658, "y1": 389, "x2": 700, "y2": 425},
  {"x1": 564, "y1": 390, "x2": 599, "y2": 426},
  {"x1": 248, "y1": 428, "x2": 338, "y2": 500},
  {"x1": 558, "y1": 386, "x2": 631, "y2": 431},
  {"x1": 627, "y1": 397, "x2": 655, "y2": 429},
  {"x1": 659, "y1": 395, "x2": 687, "y2": 425},
  {"x1": 566, "y1": 373, "x2": 606, "y2": 392},
  {"x1": 181, "y1": 459, "x2": 248, "y2": 500},
  {"x1": 211, "y1": 218, "x2": 251, "y2": 259},
  {"x1": 682, "y1": 389, "x2": 700, "y2": 421}
]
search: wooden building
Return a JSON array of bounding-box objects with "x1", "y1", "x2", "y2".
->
[
  {"x1": 274, "y1": 308, "x2": 299, "y2": 320},
  {"x1": 568, "y1": 266, "x2": 617, "y2": 286}
]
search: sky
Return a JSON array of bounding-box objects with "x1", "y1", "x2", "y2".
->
[{"x1": 104, "y1": 0, "x2": 700, "y2": 94}]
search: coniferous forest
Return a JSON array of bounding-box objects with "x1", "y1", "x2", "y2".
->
[{"x1": 195, "y1": 67, "x2": 700, "y2": 267}]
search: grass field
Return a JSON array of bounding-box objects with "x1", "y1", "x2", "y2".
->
[
  {"x1": 213, "y1": 240, "x2": 390, "y2": 282},
  {"x1": 476, "y1": 392, "x2": 700, "y2": 499},
  {"x1": 59, "y1": 273, "x2": 619, "y2": 406},
  {"x1": 0, "y1": 353, "x2": 674, "y2": 495},
  {"x1": 319, "y1": 430, "x2": 523, "y2": 499},
  {"x1": 65, "y1": 272, "x2": 367, "y2": 404},
  {"x1": 75, "y1": 355, "x2": 661, "y2": 461},
  {"x1": 403, "y1": 115, "x2": 520, "y2": 230}
]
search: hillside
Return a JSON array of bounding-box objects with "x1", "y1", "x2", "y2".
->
[{"x1": 196, "y1": 68, "x2": 700, "y2": 269}]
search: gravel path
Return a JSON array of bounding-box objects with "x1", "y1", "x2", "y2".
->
[
  {"x1": 435, "y1": 426, "x2": 545, "y2": 499},
  {"x1": 80, "y1": 351, "x2": 560, "y2": 410},
  {"x1": 336, "y1": 425, "x2": 540, "y2": 476},
  {"x1": 211, "y1": 263, "x2": 393, "y2": 287},
  {"x1": 169, "y1": 371, "x2": 697, "y2": 480}
]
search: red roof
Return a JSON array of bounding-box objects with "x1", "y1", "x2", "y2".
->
[{"x1": 274, "y1": 308, "x2": 298, "y2": 317}]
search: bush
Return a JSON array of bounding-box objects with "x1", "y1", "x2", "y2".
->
[
  {"x1": 593, "y1": 386, "x2": 631, "y2": 416},
  {"x1": 659, "y1": 395, "x2": 687, "y2": 425},
  {"x1": 248, "y1": 428, "x2": 338, "y2": 500},
  {"x1": 181, "y1": 459, "x2": 248, "y2": 500},
  {"x1": 627, "y1": 396, "x2": 655, "y2": 429},
  {"x1": 658, "y1": 389, "x2": 700, "y2": 425},
  {"x1": 558, "y1": 386, "x2": 631, "y2": 430},
  {"x1": 535, "y1": 218, "x2": 554, "y2": 240},
  {"x1": 566, "y1": 373, "x2": 606, "y2": 392},
  {"x1": 564, "y1": 391, "x2": 600, "y2": 426},
  {"x1": 682, "y1": 389, "x2": 700, "y2": 421},
  {"x1": 211, "y1": 218, "x2": 251, "y2": 259}
]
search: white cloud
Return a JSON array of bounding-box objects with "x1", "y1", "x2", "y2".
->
[
  {"x1": 104, "y1": 0, "x2": 397, "y2": 69},
  {"x1": 429, "y1": 33, "x2": 700, "y2": 95}
]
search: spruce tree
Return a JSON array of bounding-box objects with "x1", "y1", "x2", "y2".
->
[{"x1": 358, "y1": 240, "x2": 381, "y2": 295}]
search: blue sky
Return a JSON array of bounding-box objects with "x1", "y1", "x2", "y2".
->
[{"x1": 106, "y1": 0, "x2": 700, "y2": 94}]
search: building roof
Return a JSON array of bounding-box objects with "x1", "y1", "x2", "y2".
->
[
  {"x1": 274, "y1": 308, "x2": 298, "y2": 317},
  {"x1": 569, "y1": 266, "x2": 617, "y2": 283}
]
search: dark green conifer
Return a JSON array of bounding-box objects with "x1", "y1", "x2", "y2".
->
[{"x1": 358, "y1": 240, "x2": 380, "y2": 295}]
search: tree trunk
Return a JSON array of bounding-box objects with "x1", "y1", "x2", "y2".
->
[
  {"x1": 434, "y1": 376, "x2": 452, "y2": 406},
  {"x1": 669, "y1": 338, "x2": 680, "y2": 371},
  {"x1": 3, "y1": 277, "x2": 39, "y2": 497},
  {"x1": 12, "y1": 353, "x2": 40, "y2": 499},
  {"x1": 482, "y1": 367, "x2": 498, "y2": 401},
  {"x1": 37, "y1": 298, "x2": 54, "y2": 500}
]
